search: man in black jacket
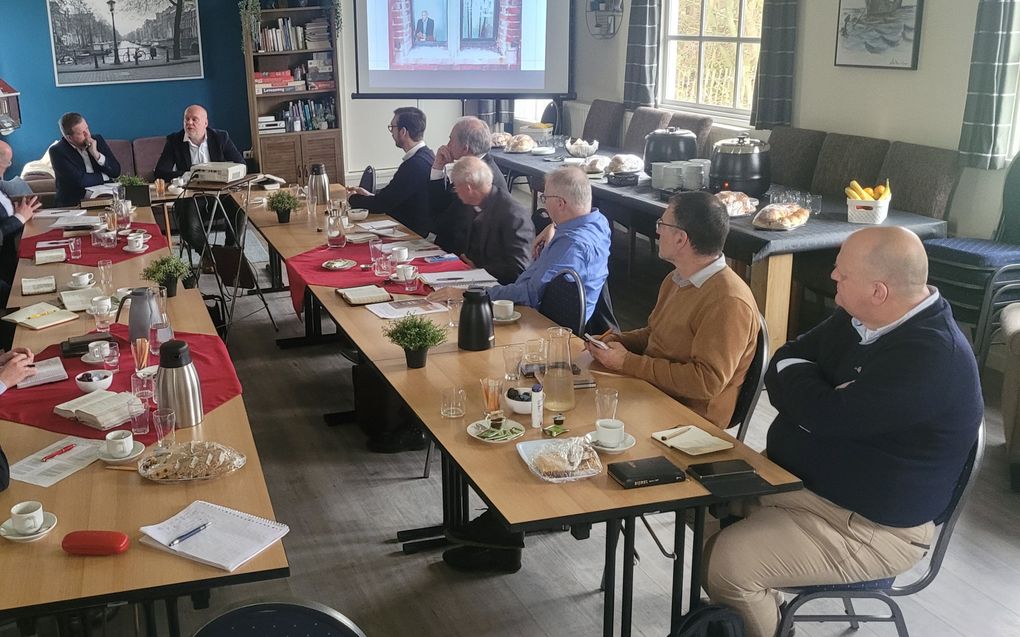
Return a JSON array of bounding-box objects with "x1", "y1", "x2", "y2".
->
[
  {"x1": 155, "y1": 105, "x2": 246, "y2": 250},
  {"x1": 0, "y1": 142, "x2": 41, "y2": 301},
  {"x1": 346, "y1": 107, "x2": 434, "y2": 236},
  {"x1": 50, "y1": 112, "x2": 122, "y2": 206}
]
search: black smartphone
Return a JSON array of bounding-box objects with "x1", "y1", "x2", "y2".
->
[{"x1": 687, "y1": 459, "x2": 756, "y2": 481}]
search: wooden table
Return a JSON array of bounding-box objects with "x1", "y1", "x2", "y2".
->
[{"x1": 0, "y1": 208, "x2": 288, "y2": 635}]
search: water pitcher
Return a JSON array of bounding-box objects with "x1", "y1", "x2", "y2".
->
[
  {"x1": 543, "y1": 326, "x2": 575, "y2": 412},
  {"x1": 154, "y1": 340, "x2": 204, "y2": 428},
  {"x1": 116, "y1": 287, "x2": 162, "y2": 343}
]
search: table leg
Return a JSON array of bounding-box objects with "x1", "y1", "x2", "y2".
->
[
  {"x1": 165, "y1": 597, "x2": 181, "y2": 637},
  {"x1": 671, "y1": 508, "x2": 688, "y2": 632},
  {"x1": 603, "y1": 518, "x2": 621, "y2": 637},
  {"x1": 621, "y1": 516, "x2": 636, "y2": 637},
  {"x1": 749, "y1": 253, "x2": 793, "y2": 356},
  {"x1": 399, "y1": 450, "x2": 461, "y2": 553},
  {"x1": 688, "y1": 507, "x2": 707, "y2": 612},
  {"x1": 249, "y1": 246, "x2": 288, "y2": 295},
  {"x1": 276, "y1": 290, "x2": 341, "y2": 349},
  {"x1": 141, "y1": 601, "x2": 158, "y2": 637}
]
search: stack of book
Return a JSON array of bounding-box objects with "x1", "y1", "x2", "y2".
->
[
  {"x1": 304, "y1": 17, "x2": 330, "y2": 49},
  {"x1": 54, "y1": 391, "x2": 137, "y2": 430},
  {"x1": 253, "y1": 70, "x2": 306, "y2": 95},
  {"x1": 306, "y1": 52, "x2": 335, "y2": 91}
]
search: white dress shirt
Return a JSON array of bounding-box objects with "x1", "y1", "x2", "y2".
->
[
  {"x1": 402, "y1": 141, "x2": 426, "y2": 162},
  {"x1": 186, "y1": 133, "x2": 210, "y2": 166},
  {"x1": 75, "y1": 145, "x2": 106, "y2": 174},
  {"x1": 670, "y1": 254, "x2": 727, "y2": 289}
]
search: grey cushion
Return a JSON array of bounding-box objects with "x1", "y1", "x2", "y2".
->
[
  {"x1": 810, "y1": 133, "x2": 890, "y2": 199},
  {"x1": 581, "y1": 99, "x2": 625, "y2": 147},
  {"x1": 622, "y1": 107, "x2": 672, "y2": 155},
  {"x1": 668, "y1": 112, "x2": 713, "y2": 158},
  {"x1": 768, "y1": 126, "x2": 826, "y2": 191},
  {"x1": 877, "y1": 142, "x2": 961, "y2": 220},
  {"x1": 132, "y1": 136, "x2": 166, "y2": 182},
  {"x1": 106, "y1": 139, "x2": 134, "y2": 177}
]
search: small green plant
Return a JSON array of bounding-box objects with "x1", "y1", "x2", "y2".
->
[
  {"x1": 117, "y1": 175, "x2": 147, "y2": 187},
  {"x1": 238, "y1": 0, "x2": 262, "y2": 52},
  {"x1": 141, "y1": 255, "x2": 191, "y2": 284},
  {"x1": 382, "y1": 314, "x2": 447, "y2": 351},
  {"x1": 267, "y1": 190, "x2": 299, "y2": 213}
]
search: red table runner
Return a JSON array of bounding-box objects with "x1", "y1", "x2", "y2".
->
[
  {"x1": 285, "y1": 244, "x2": 469, "y2": 314},
  {"x1": 19, "y1": 222, "x2": 169, "y2": 267},
  {"x1": 0, "y1": 324, "x2": 242, "y2": 446}
]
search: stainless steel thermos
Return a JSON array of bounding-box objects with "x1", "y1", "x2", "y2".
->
[{"x1": 154, "y1": 340, "x2": 204, "y2": 428}]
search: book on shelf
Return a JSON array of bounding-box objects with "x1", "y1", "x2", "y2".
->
[
  {"x1": 21, "y1": 276, "x2": 56, "y2": 296},
  {"x1": 17, "y1": 357, "x2": 68, "y2": 390},
  {"x1": 306, "y1": 80, "x2": 335, "y2": 90},
  {"x1": 257, "y1": 115, "x2": 278, "y2": 122},
  {"x1": 54, "y1": 391, "x2": 136, "y2": 430},
  {"x1": 336, "y1": 285, "x2": 392, "y2": 306},
  {"x1": 139, "y1": 500, "x2": 289, "y2": 573},
  {"x1": 34, "y1": 248, "x2": 66, "y2": 265},
  {"x1": 2, "y1": 302, "x2": 78, "y2": 330},
  {"x1": 253, "y1": 70, "x2": 291, "y2": 79}
]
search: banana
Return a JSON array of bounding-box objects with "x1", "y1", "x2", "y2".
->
[
  {"x1": 845, "y1": 187, "x2": 861, "y2": 200},
  {"x1": 849, "y1": 180, "x2": 873, "y2": 200},
  {"x1": 879, "y1": 178, "x2": 892, "y2": 201}
]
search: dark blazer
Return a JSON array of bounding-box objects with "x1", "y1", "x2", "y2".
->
[
  {"x1": 348, "y1": 145, "x2": 435, "y2": 237},
  {"x1": 465, "y1": 187, "x2": 534, "y2": 285},
  {"x1": 50, "y1": 136, "x2": 122, "y2": 206},
  {"x1": 415, "y1": 17, "x2": 435, "y2": 39},
  {"x1": 154, "y1": 128, "x2": 244, "y2": 181},
  {"x1": 432, "y1": 153, "x2": 509, "y2": 256}
]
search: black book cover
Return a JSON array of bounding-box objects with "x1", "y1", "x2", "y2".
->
[{"x1": 608, "y1": 456, "x2": 686, "y2": 489}]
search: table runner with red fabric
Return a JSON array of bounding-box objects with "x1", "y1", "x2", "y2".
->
[
  {"x1": 0, "y1": 324, "x2": 242, "y2": 446},
  {"x1": 285, "y1": 244, "x2": 469, "y2": 314},
  {"x1": 18, "y1": 222, "x2": 169, "y2": 267}
]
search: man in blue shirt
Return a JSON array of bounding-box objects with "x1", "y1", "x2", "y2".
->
[{"x1": 430, "y1": 166, "x2": 610, "y2": 324}]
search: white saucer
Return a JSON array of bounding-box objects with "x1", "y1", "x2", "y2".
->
[
  {"x1": 584, "y1": 431, "x2": 637, "y2": 454},
  {"x1": 1, "y1": 512, "x2": 58, "y2": 543},
  {"x1": 81, "y1": 352, "x2": 104, "y2": 365},
  {"x1": 123, "y1": 245, "x2": 147, "y2": 254},
  {"x1": 67, "y1": 280, "x2": 96, "y2": 290},
  {"x1": 493, "y1": 311, "x2": 522, "y2": 324},
  {"x1": 467, "y1": 419, "x2": 526, "y2": 443},
  {"x1": 98, "y1": 440, "x2": 145, "y2": 465},
  {"x1": 530, "y1": 146, "x2": 556, "y2": 155}
]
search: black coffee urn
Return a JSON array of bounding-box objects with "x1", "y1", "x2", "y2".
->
[
  {"x1": 709, "y1": 134, "x2": 771, "y2": 197},
  {"x1": 458, "y1": 288, "x2": 494, "y2": 351}
]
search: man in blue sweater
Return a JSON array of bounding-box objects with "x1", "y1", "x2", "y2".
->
[{"x1": 705, "y1": 227, "x2": 982, "y2": 637}]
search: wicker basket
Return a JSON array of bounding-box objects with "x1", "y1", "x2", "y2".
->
[{"x1": 847, "y1": 198, "x2": 889, "y2": 224}]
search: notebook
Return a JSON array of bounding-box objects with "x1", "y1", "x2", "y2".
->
[
  {"x1": 52, "y1": 215, "x2": 103, "y2": 229},
  {"x1": 365, "y1": 298, "x2": 447, "y2": 319},
  {"x1": 54, "y1": 391, "x2": 136, "y2": 429},
  {"x1": 17, "y1": 357, "x2": 68, "y2": 389},
  {"x1": 34, "y1": 248, "x2": 67, "y2": 265},
  {"x1": 60, "y1": 288, "x2": 100, "y2": 312},
  {"x1": 2, "y1": 303, "x2": 79, "y2": 330},
  {"x1": 419, "y1": 269, "x2": 497, "y2": 289},
  {"x1": 652, "y1": 426, "x2": 733, "y2": 456},
  {"x1": 336, "y1": 285, "x2": 391, "y2": 306},
  {"x1": 21, "y1": 276, "x2": 56, "y2": 296},
  {"x1": 140, "y1": 500, "x2": 290, "y2": 572}
]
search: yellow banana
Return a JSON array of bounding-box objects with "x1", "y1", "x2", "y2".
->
[
  {"x1": 845, "y1": 187, "x2": 861, "y2": 200},
  {"x1": 849, "y1": 180, "x2": 873, "y2": 200},
  {"x1": 879, "y1": 178, "x2": 892, "y2": 201}
]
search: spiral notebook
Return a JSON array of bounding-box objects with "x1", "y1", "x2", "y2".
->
[{"x1": 139, "y1": 500, "x2": 289, "y2": 572}]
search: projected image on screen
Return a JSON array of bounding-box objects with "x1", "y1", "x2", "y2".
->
[{"x1": 390, "y1": 0, "x2": 523, "y2": 72}]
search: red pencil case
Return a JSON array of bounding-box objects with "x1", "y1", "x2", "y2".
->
[{"x1": 62, "y1": 531, "x2": 130, "y2": 556}]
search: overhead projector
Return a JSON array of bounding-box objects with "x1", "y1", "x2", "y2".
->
[{"x1": 190, "y1": 162, "x2": 247, "y2": 183}]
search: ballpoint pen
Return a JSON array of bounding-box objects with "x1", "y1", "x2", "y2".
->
[
  {"x1": 657, "y1": 426, "x2": 692, "y2": 442},
  {"x1": 41, "y1": 444, "x2": 76, "y2": 462},
  {"x1": 168, "y1": 522, "x2": 210, "y2": 547}
]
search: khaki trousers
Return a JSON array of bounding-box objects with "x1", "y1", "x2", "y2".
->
[{"x1": 704, "y1": 489, "x2": 933, "y2": 637}]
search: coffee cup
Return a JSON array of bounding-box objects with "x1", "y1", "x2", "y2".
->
[
  {"x1": 105, "y1": 430, "x2": 134, "y2": 458},
  {"x1": 595, "y1": 418, "x2": 625, "y2": 448},
  {"x1": 390, "y1": 246, "x2": 409, "y2": 262},
  {"x1": 10, "y1": 501, "x2": 44, "y2": 535},
  {"x1": 395, "y1": 264, "x2": 417, "y2": 282},
  {"x1": 88, "y1": 340, "x2": 111, "y2": 360},
  {"x1": 493, "y1": 299, "x2": 515, "y2": 320},
  {"x1": 71, "y1": 272, "x2": 94, "y2": 287},
  {"x1": 127, "y1": 234, "x2": 145, "y2": 251},
  {"x1": 91, "y1": 296, "x2": 112, "y2": 314}
]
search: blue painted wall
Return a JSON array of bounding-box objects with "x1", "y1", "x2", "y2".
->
[{"x1": 0, "y1": 0, "x2": 251, "y2": 177}]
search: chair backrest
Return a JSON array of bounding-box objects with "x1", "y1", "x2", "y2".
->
[
  {"x1": 359, "y1": 165, "x2": 376, "y2": 193},
  {"x1": 192, "y1": 599, "x2": 367, "y2": 637},
  {"x1": 810, "y1": 133, "x2": 890, "y2": 199},
  {"x1": 540, "y1": 100, "x2": 560, "y2": 135},
  {"x1": 106, "y1": 139, "x2": 135, "y2": 177},
  {"x1": 538, "y1": 268, "x2": 586, "y2": 335},
  {"x1": 995, "y1": 153, "x2": 1020, "y2": 244},
  {"x1": 767, "y1": 126, "x2": 827, "y2": 192},
  {"x1": 582, "y1": 99, "x2": 625, "y2": 147},
  {"x1": 585, "y1": 280, "x2": 620, "y2": 335},
  {"x1": 730, "y1": 314, "x2": 768, "y2": 441},
  {"x1": 891, "y1": 420, "x2": 985, "y2": 597},
  {"x1": 622, "y1": 107, "x2": 673, "y2": 154},
  {"x1": 877, "y1": 142, "x2": 961, "y2": 220},
  {"x1": 667, "y1": 112, "x2": 714, "y2": 158},
  {"x1": 132, "y1": 136, "x2": 167, "y2": 182}
]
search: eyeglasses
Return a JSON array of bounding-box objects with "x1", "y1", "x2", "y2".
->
[
  {"x1": 387, "y1": 124, "x2": 401, "y2": 132},
  {"x1": 538, "y1": 193, "x2": 566, "y2": 205},
  {"x1": 655, "y1": 218, "x2": 684, "y2": 231}
]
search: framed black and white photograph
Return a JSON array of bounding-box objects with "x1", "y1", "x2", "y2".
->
[
  {"x1": 834, "y1": 0, "x2": 924, "y2": 70},
  {"x1": 46, "y1": 0, "x2": 204, "y2": 87}
]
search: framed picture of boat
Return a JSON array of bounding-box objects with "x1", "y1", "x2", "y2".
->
[{"x1": 835, "y1": 0, "x2": 924, "y2": 69}]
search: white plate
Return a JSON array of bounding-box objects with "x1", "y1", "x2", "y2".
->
[
  {"x1": 123, "y1": 245, "x2": 147, "y2": 254},
  {"x1": 98, "y1": 440, "x2": 145, "y2": 465},
  {"x1": 493, "y1": 311, "x2": 522, "y2": 324},
  {"x1": 322, "y1": 259, "x2": 356, "y2": 271},
  {"x1": 563, "y1": 157, "x2": 585, "y2": 165},
  {"x1": 467, "y1": 419, "x2": 526, "y2": 443},
  {"x1": 584, "y1": 431, "x2": 636, "y2": 455},
  {"x1": 67, "y1": 280, "x2": 96, "y2": 290},
  {"x1": 530, "y1": 147, "x2": 556, "y2": 155},
  {"x1": 81, "y1": 352, "x2": 104, "y2": 365},
  {"x1": 0, "y1": 512, "x2": 58, "y2": 543}
]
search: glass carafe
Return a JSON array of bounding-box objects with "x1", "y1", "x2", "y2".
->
[{"x1": 542, "y1": 326, "x2": 575, "y2": 412}]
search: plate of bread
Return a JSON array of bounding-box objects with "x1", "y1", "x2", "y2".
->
[
  {"x1": 517, "y1": 437, "x2": 603, "y2": 483},
  {"x1": 752, "y1": 203, "x2": 809, "y2": 231},
  {"x1": 505, "y1": 134, "x2": 537, "y2": 153},
  {"x1": 491, "y1": 131, "x2": 513, "y2": 148}
]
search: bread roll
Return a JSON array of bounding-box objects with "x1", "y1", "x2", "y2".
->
[{"x1": 506, "y1": 134, "x2": 536, "y2": 152}]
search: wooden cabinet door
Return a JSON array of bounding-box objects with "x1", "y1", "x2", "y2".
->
[
  {"x1": 259, "y1": 135, "x2": 302, "y2": 184},
  {"x1": 300, "y1": 130, "x2": 342, "y2": 184}
]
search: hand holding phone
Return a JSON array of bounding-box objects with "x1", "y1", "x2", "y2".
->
[{"x1": 585, "y1": 333, "x2": 609, "y2": 350}]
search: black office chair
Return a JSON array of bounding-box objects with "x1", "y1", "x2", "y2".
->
[
  {"x1": 192, "y1": 599, "x2": 368, "y2": 637},
  {"x1": 538, "y1": 268, "x2": 586, "y2": 335},
  {"x1": 584, "y1": 280, "x2": 620, "y2": 336},
  {"x1": 776, "y1": 420, "x2": 985, "y2": 637},
  {"x1": 727, "y1": 314, "x2": 769, "y2": 443},
  {"x1": 358, "y1": 165, "x2": 376, "y2": 193}
]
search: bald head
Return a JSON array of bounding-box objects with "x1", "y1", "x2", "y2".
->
[{"x1": 184, "y1": 104, "x2": 209, "y2": 143}]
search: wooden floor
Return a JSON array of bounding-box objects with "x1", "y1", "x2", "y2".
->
[{"x1": 6, "y1": 215, "x2": 1020, "y2": 637}]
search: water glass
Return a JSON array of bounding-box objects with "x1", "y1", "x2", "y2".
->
[
  {"x1": 595, "y1": 387, "x2": 619, "y2": 421},
  {"x1": 92, "y1": 308, "x2": 114, "y2": 333},
  {"x1": 479, "y1": 378, "x2": 505, "y2": 426},
  {"x1": 116, "y1": 200, "x2": 132, "y2": 228},
  {"x1": 67, "y1": 237, "x2": 82, "y2": 260},
  {"x1": 103, "y1": 209, "x2": 119, "y2": 232},
  {"x1": 149, "y1": 322, "x2": 173, "y2": 363},
  {"x1": 325, "y1": 213, "x2": 347, "y2": 249},
  {"x1": 153, "y1": 408, "x2": 176, "y2": 452},
  {"x1": 128, "y1": 399, "x2": 149, "y2": 435},
  {"x1": 103, "y1": 342, "x2": 120, "y2": 372},
  {"x1": 441, "y1": 386, "x2": 466, "y2": 418},
  {"x1": 369, "y1": 238, "x2": 386, "y2": 275},
  {"x1": 98, "y1": 259, "x2": 114, "y2": 294},
  {"x1": 807, "y1": 194, "x2": 824, "y2": 216},
  {"x1": 132, "y1": 372, "x2": 155, "y2": 405},
  {"x1": 90, "y1": 229, "x2": 104, "y2": 248},
  {"x1": 503, "y1": 345, "x2": 525, "y2": 382},
  {"x1": 446, "y1": 298, "x2": 463, "y2": 327}
]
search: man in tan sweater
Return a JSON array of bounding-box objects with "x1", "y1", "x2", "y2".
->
[{"x1": 587, "y1": 191, "x2": 759, "y2": 428}]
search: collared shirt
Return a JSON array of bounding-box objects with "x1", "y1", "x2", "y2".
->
[
  {"x1": 0, "y1": 381, "x2": 7, "y2": 396},
  {"x1": 185, "y1": 132, "x2": 210, "y2": 166},
  {"x1": 402, "y1": 141, "x2": 426, "y2": 162},
  {"x1": 777, "y1": 286, "x2": 942, "y2": 372},
  {"x1": 75, "y1": 145, "x2": 106, "y2": 175},
  {"x1": 0, "y1": 179, "x2": 32, "y2": 224},
  {"x1": 431, "y1": 152, "x2": 488, "y2": 181},
  {"x1": 671, "y1": 254, "x2": 727, "y2": 289},
  {"x1": 0, "y1": 189, "x2": 11, "y2": 217}
]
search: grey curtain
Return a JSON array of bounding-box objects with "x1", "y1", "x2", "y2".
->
[
  {"x1": 465, "y1": 99, "x2": 514, "y2": 131},
  {"x1": 623, "y1": 0, "x2": 659, "y2": 109},
  {"x1": 750, "y1": 0, "x2": 798, "y2": 129},
  {"x1": 959, "y1": 1, "x2": 1020, "y2": 170}
]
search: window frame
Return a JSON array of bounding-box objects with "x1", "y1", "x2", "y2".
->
[{"x1": 658, "y1": 0, "x2": 762, "y2": 126}]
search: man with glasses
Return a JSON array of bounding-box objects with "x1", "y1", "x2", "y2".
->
[
  {"x1": 587, "y1": 191, "x2": 759, "y2": 428},
  {"x1": 347, "y1": 107, "x2": 434, "y2": 236}
]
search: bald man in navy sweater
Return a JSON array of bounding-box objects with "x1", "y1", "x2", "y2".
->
[{"x1": 705, "y1": 227, "x2": 982, "y2": 637}]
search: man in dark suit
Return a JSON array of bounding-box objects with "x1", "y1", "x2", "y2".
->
[
  {"x1": 449, "y1": 155, "x2": 532, "y2": 284},
  {"x1": 429, "y1": 116, "x2": 508, "y2": 255},
  {"x1": 155, "y1": 105, "x2": 246, "y2": 250},
  {"x1": 0, "y1": 141, "x2": 42, "y2": 307},
  {"x1": 50, "y1": 112, "x2": 122, "y2": 206},
  {"x1": 415, "y1": 11, "x2": 435, "y2": 41},
  {"x1": 346, "y1": 107, "x2": 434, "y2": 236}
]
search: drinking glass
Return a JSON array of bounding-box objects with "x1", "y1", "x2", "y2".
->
[
  {"x1": 807, "y1": 194, "x2": 824, "y2": 216},
  {"x1": 523, "y1": 338, "x2": 546, "y2": 378},
  {"x1": 90, "y1": 229, "x2": 103, "y2": 248},
  {"x1": 131, "y1": 372, "x2": 155, "y2": 405},
  {"x1": 132, "y1": 337, "x2": 151, "y2": 373},
  {"x1": 103, "y1": 342, "x2": 120, "y2": 373},
  {"x1": 446, "y1": 298, "x2": 463, "y2": 328},
  {"x1": 116, "y1": 200, "x2": 132, "y2": 229},
  {"x1": 154, "y1": 178, "x2": 166, "y2": 197},
  {"x1": 97, "y1": 259, "x2": 114, "y2": 294},
  {"x1": 128, "y1": 399, "x2": 149, "y2": 435},
  {"x1": 149, "y1": 322, "x2": 173, "y2": 364},
  {"x1": 153, "y1": 408, "x2": 176, "y2": 452},
  {"x1": 479, "y1": 378, "x2": 505, "y2": 427},
  {"x1": 92, "y1": 306, "x2": 114, "y2": 333},
  {"x1": 104, "y1": 209, "x2": 119, "y2": 233},
  {"x1": 369, "y1": 238, "x2": 386, "y2": 276},
  {"x1": 325, "y1": 213, "x2": 347, "y2": 249},
  {"x1": 595, "y1": 387, "x2": 619, "y2": 421},
  {"x1": 502, "y1": 345, "x2": 525, "y2": 382},
  {"x1": 441, "y1": 386, "x2": 466, "y2": 418},
  {"x1": 399, "y1": 265, "x2": 419, "y2": 292},
  {"x1": 68, "y1": 237, "x2": 82, "y2": 260}
]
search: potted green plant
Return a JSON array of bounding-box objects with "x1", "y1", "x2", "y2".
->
[
  {"x1": 117, "y1": 175, "x2": 150, "y2": 207},
  {"x1": 239, "y1": 0, "x2": 263, "y2": 51},
  {"x1": 141, "y1": 255, "x2": 191, "y2": 297},
  {"x1": 382, "y1": 314, "x2": 447, "y2": 368},
  {"x1": 267, "y1": 190, "x2": 299, "y2": 223}
]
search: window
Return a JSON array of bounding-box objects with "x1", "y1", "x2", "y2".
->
[{"x1": 659, "y1": 0, "x2": 763, "y2": 123}]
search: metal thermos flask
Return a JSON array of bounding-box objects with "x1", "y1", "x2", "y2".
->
[
  {"x1": 307, "y1": 163, "x2": 330, "y2": 206},
  {"x1": 154, "y1": 340, "x2": 204, "y2": 428},
  {"x1": 458, "y1": 288, "x2": 494, "y2": 351}
]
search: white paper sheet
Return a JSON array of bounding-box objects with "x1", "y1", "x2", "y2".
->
[
  {"x1": 10, "y1": 436, "x2": 101, "y2": 488},
  {"x1": 365, "y1": 298, "x2": 449, "y2": 319}
]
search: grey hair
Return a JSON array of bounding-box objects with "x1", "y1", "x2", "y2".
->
[
  {"x1": 452, "y1": 116, "x2": 492, "y2": 156},
  {"x1": 449, "y1": 155, "x2": 493, "y2": 190},
  {"x1": 544, "y1": 166, "x2": 592, "y2": 212}
]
